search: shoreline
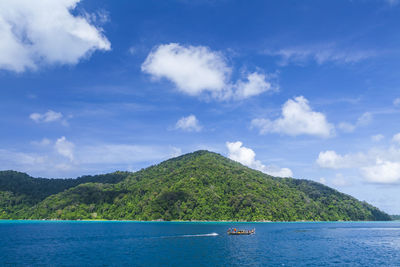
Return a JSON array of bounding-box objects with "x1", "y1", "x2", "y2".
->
[{"x1": 0, "y1": 219, "x2": 393, "y2": 223}]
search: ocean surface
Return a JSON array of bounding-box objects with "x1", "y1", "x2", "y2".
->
[{"x1": 1, "y1": 221, "x2": 400, "y2": 266}]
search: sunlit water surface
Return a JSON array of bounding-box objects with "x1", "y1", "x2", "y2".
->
[{"x1": 1, "y1": 221, "x2": 400, "y2": 266}]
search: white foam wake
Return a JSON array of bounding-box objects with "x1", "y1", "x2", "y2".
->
[{"x1": 181, "y1": 232, "x2": 219, "y2": 237}]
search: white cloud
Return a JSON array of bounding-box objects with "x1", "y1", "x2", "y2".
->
[
  {"x1": 393, "y1": 133, "x2": 400, "y2": 144},
  {"x1": 170, "y1": 147, "x2": 182, "y2": 158},
  {"x1": 317, "y1": 139, "x2": 400, "y2": 184},
  {"x1": 234, "y1": 72, "x2": 278, "y2": 99},
  {"x1": 319, "y1": 177, "x2": 327, "y2": 184},
  {"x1": 82, "y1": 9, "x2": 109, "y2": 25},
  {"x1": 316, "y1": 150, "x2": 368, "y2": 169},
  {"x1": 0, "y1": 149, "x2": 47, "y2": 166},
  {"x1": 316, "y1": 151, "x2": 345, "y2": 169},
  {"x1": 141, "y1": 43, "x2": 276, "y2": 100},
  {"x1": 372, "y1": 134, "x2": 385, "y2": 142},
  {"x1": 0, "y1": 0, "x2": 110, "y2": 72},
  {"x1": 142, "y1": 43, "x2": 230, "y2": 96},
  {"x1": 338, "y1": 122, "x2": 356, "y2": 133},
  {"x1": 226, "y1": 141, "x2": 293, "y2": 177},
  {"x1": 357, "y1": 112, "x2": 372, "y2": 126},
  {"x1": 55, "y1": 136, "x2": 74, "y2": 161},
  {"x1": 30, "y1": 110, "x2": 63, "y2": 123},
  {"x1": 266, "y1": 44, "x2": 374, "y2": 66},
  {"x1": 261, "y1": 165, "x2": 293, "y2": 177},
  {"x1": 338, "y1": 112, "x2": 373, "y2": 133},
  {"x1": 175, "y1": 115, "x2": 202, "y2": 132},
  {"x1": 0, "y1": 140, "x2": 182, "y2": 177},
  {"x1": 251, "y1": 96, "x2": 334, "y2": 138},
  {"x1": 0, "y1": 147, "x2": 75, "y2": 177},
  {"x1": 394, "y1": 98, "x2": 400, "y2": 106},
  {"x1": 227, "y1": 141, "x2": 257, "y2": 166},
  {"x1": 362, "y1": 159, "x2": 400, "y2": 184}
]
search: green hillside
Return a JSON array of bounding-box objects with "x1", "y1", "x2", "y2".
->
[
  {"x1": 0, "y1": 151, "x2": 391, "y2": 221},
  {"x1": 0, "y1": 170, "x2": 130, "y2": 218},
  {"x1": 0, "y1": 170, "x2": 130, "y2": 201}
]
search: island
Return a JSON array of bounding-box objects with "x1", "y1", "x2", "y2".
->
[{"x1": 0, "y1": 150, "x2": 391, "y2": 221}]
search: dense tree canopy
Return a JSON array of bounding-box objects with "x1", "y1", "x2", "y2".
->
[{"x1": 0, "y1": 151, "x2": 391, "y2": 221}]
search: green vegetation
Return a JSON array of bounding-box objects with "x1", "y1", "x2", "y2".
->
[
  {"x1": 0, "y1": 170, "x2": 130, "y2": 219},
  {"x1": 390, "y1": 215, "x2": 400, "y2": 220},
  {"x1": 0, "y1": 151, "x2": 391, "y2": 221}
]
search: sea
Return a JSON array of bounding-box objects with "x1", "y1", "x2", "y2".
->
[{"x1": 1, "y1": 220, "x2": 400, "y2": 266}]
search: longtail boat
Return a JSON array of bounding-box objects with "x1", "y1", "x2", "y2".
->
[{"x1": 227, "y1": 228, "x2": 255, "y2": 235}]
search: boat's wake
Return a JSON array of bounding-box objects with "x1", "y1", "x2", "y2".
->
[
  {"x1": 161, "y1": 232, "x2": 219, "y2": 238},
  {"x1": 181, "y1": 232, "x2": 219, "y2": 237}
]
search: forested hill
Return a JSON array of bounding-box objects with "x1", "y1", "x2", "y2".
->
[
  {"x1": 0, "y1": 151, "x2": 391, "y2": 221},
  {"x1": 0, "y1": 170, "x2": 130, "y2": 202}
]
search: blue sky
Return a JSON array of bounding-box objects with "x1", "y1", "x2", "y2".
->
[{"x1": 1, "y1": 0, "x2": 400, "y2": 213}]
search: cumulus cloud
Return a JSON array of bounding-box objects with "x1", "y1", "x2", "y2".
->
[
  {"x1": 394, "y1": 98, "x2": 400, "y2": 106},
  {"x1": 226, "y1": 141, "x2": 293, "y2": 177},
  {"x1": 0, "y1": 0, "x2": 110, "y2": 72},
  {"x1": 316, "y1": 151, "x2": 346, "y2": 169},
  {"x1": 338, "y1": 112, "x2": 372, "y2": 133},
  {"x1": 251, "y1": 96, "x2": 334, "y2": 138},
  {"x1": 30, "y1": 110, "x2": 64, "y2": 123},
  {"x1": 317, "y1": 135, "x2": 400, "y2": 184},
  {"x1": 141, "y1": 43, "x2": 277, "y2": 100},
  {"x1": 361, "y1": 159, "x2": 400, "y2": 184},
  {"x1": 55, "y1": 136, "x2": 74, "y2": 161},
  {"x1": 175, "y1": 115, "x2": 202, "y2": 132},
  {"x1": 234, "y1": 72, "x2": 278, "y2": 100},
  {"x1": 142, "y1": 43, "x2": 230, "y2": 96},
  {"x1": 316, "y1": 150, "x2": 367, "y2": 169}
]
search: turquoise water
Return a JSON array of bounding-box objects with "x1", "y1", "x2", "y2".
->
[{"x1": 1, "y1": 221, "x2": 400, "y2": 266}]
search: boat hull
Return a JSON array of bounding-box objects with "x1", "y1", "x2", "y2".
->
[{"x1": 227, "y1": 232, "x2": 254, "y2": 235}]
